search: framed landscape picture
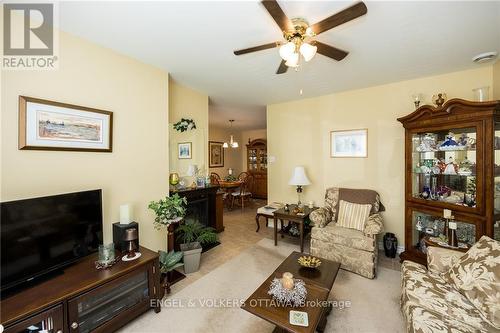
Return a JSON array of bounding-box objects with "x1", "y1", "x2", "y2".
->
[
  {"x1": 209, "y1": 141, "x2": 224, "y2": 167},
  {"x1": 330, "y1": 129, "x2": 368, "y2": 158},
  {"x1": 178, "y1": 142, "x2": 192, "y2": 159},
  {"x1": 19, "y1": 96, "x2": 113, "y2": 152}
]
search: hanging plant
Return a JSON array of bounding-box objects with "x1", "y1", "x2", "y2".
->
[{"x1": 173, "y1": 118, "x2": 196, "y2": 132}]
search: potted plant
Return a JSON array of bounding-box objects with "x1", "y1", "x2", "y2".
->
[
  {"x1": 148, "y1": 194, "x2": 187, "y2": 230},
  {"x1": 158, "y1": 250, "x2": 184, "y2": 294},
  {"x1": 175, "y1": 221, "x2": 217, "y2": 273}
]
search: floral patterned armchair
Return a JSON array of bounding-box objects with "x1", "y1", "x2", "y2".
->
[
  {"x1": 401, "y1": 238, "x2": 500, "y2": 333},
  {"x1": 309, "y1": 187, "x2": 385, "y2": 279}
]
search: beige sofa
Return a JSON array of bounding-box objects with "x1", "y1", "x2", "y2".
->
[
  {"x1": 401, "y1": 240, "x2": 499, "y2": 333},
  {"x1": 309, "y1": 187, "x2": 384, "y2": 279}
]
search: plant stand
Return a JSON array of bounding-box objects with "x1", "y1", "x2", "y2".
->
[
  {"x1": 161, "y1": 270, "x2": 186, "y2": 295},
  {"x1": 163, "y1": 218, "x2": 185, "y2": 295}
]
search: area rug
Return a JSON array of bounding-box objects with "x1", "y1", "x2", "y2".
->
[{"x1": 119, "y1": 238, "x2": 404, "y2": 333}]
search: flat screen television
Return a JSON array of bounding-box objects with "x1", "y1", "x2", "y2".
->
[{"x1": 1, "y1": 190, "x2": 103, "y2": 294}]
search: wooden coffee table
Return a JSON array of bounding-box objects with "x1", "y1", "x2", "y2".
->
[{"x1": 241, "y1": 251, "x2": 341, "y2": 333}]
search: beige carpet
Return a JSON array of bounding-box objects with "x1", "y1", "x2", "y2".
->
[{"x1": 119, "y1": 238, "x2": 404, "y2": 333}]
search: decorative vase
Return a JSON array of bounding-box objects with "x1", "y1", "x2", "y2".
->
[
  {"x1": 383, "y1": 233, "x2": 398, "y2": 258},
  {"x1": 169, "y1": 173, "x2": 180, "y2": 186}
]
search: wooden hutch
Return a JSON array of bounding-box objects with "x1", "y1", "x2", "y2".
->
[
  {"x1": 398, "y1": 99, "x2": 500, "y2": 265},
  {"x1": 246, "y1": 139, "x2": 268, "y2": 199}
]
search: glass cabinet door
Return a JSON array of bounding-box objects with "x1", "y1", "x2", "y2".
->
[
  {"x1": 248, "y1": 149, "x2": 257, "y2": 171},
  {"x1": 411, "y1": 210, "x2": 476, "y2": 255},
  {"x1": 411, "y1": 127, "x2": 479, "y2": 210},
  {"x1": 494, "y1": 122, "x2": 500, "y2": 241}
]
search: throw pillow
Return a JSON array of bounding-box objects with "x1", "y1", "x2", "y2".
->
[
  {"x1": 446, "y1": 236, "x2": 500, "y2": 329},
  {"x1": 336, "y1": 200, "x2": 371, "y2": 232}
]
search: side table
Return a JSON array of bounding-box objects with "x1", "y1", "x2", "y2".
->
[{"x1": 273, "y1": 205, "x2": 317, "y2": 253}]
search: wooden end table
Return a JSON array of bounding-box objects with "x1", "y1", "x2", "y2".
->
[
  {"x1": 241, "y1": 251, "x2": 341, "y2": 333},
  {"x1": 273, "y1": 205, "x2": 317, "y2": 253}
]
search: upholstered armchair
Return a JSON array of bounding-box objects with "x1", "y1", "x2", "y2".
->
[{"x1": 310, "y1": 187, "x2": 385, "y2": 279}]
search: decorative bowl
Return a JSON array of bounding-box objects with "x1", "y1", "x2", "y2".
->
[{"x1": 297, "y1": 256, "x2": 321, "y2": 268}]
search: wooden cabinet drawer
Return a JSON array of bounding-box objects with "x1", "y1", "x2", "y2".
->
[{"x1": 4, "y1": 304, "x2": 64, "y2": 333}]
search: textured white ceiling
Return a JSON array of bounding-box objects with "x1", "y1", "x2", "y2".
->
[{"x1": 58, "y1": 1, "x2": 500, "y2": 126}]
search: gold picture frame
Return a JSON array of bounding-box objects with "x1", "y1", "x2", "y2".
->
[
  {"x1": 209, "y1": 141, "x2": 224, "y2": 167},
  {"x1": 19, "y1": 96, "x2": 113, "y2": 152}
]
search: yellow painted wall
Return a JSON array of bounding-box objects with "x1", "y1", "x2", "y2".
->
[
  {"x1": 241, "y1": 129, "x2": 267, "y2": 173},
  {"x1": 268, "y1": 67, "x2": 494, "y2": 246},
  {"x1": 494, "y1": 61, "x2": 500, "y2": 99},
  {"x1": 169, "y1": 80, "x2": 209, "y2": 179},
  {"x1": 208, "y1": 126, "x2": 243, "y2": 176},
  {"x1": 1, "y1": 31, "x2": 170, "y2": 251}
]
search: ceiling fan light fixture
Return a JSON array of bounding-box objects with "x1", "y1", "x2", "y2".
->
[
  {"x1": 279, "y1": 42, "x2": 295, "y2": 61},
  {"x1": 285, "y1": 52, "x2": 299, "y2": 67},
  {"x1": 300, "y1": 42, "x2": 317, "y2": 62}
]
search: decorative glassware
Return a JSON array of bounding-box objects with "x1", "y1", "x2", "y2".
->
[
  {"x1": 472, "y1": 86, "x2": 490, "y2": 102},
  {"x1": 98, "y1": 243, "x2": 115, "y2": 265},
  {"x1": 169, "y1": 173, "x2": 179, "y2": 186}
]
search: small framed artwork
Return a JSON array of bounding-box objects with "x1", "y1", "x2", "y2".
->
[
  {"x1": 209, "y1": 141, "x2": 224, "y2": 168},
  {"x1": 19, "y1": 96, "x2": 113, "y2": 152},
  {"x1": 330, "y1": 129, "x2": 368, "y2": 158},
  {"x1": 178, "y1": 142, "x2": 192, "y2": 159}
]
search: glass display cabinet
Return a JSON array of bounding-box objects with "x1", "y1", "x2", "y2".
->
[
  {"x1": 246, "y1": 139, "x2": 268, "y2": 199},
  {"x1": 398, "y1": 99, "x2": 500, "y2": 264}
]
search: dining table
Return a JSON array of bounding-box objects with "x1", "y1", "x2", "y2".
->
[{"x1": 217, "y1": 179, "x2": 243, "y2": 209}]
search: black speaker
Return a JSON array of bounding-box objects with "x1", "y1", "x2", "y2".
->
[{"x1": 113, "y1": 222, "x2": 139, "y2": 252}]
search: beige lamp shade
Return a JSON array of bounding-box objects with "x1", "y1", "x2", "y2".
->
[{"x1": 288, "y1": 166, "x2": 311, "y2": 186}]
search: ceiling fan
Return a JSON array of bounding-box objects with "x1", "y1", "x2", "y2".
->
[{"x1": 233, "y1": 0, "x2": 367, "y2": 74}]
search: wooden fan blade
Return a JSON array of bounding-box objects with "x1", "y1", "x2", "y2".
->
[
  {"x1": 276, "y1": 60, "x2": 288, "y2": 74},
  {"x1": 261, "y1": 0, "x2": 293, "y2": 32},
  {"x1": 310, "y1": 2, "x2": 367, "y2": 35},
  {"x1": 315, "y1": 41, "x2": 349, "y2": 61},
  {"x1": 234, "y1": 42, "x2": 278, "y2": 55}
]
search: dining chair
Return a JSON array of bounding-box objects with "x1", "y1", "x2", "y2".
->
[
  {"x1": 210, "y1": 172, "x2": 221, "y2": 185},
  {"x1": 231, "y1": 173, "x2": 253, "y2": 210}
]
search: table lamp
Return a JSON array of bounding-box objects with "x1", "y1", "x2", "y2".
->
[
  {"x1": 123, "y1": 228, "x2": 139, "y2": 260},
  {"x1": 288, "y1": 166, "x2": 311, "y2": 206}
]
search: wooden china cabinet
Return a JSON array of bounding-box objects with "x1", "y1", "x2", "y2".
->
[
  {"x1": 398, "y1": 99, "x2": 500, "y2": 265},
  {"x1": 246, "y1": 139, "x2": 268, "y2": 199}
]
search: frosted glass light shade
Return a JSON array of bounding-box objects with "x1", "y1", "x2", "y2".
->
[
  {"x1": 279, "y1": 42, "x2": 295, "y2": 60},
  {"x1": 288, "y1": 166, "x2": 311, "y2": 186},
  {"x1": 187, "y1": 164, "x2": 198, "y2": 176},
  {"x1": 223, "y1": 142, "x2": 229, "y2": 148},
  {"x1": 231, "y1": 142, "x2": 239, "y2": 148},
  {"x1": 299, "y1": 43, "x2": 317, "y2": 62},
  {"x1": 285, "y1": 52, "x2": 299, "y2": 67}
]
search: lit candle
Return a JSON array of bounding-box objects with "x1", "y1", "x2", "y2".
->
[
  {"x1": 281, "y1": 272, "x2": 294, "y2": 290},
  {"x1": 120, "y1": 204, "x2": 132, "y2": 224}
]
